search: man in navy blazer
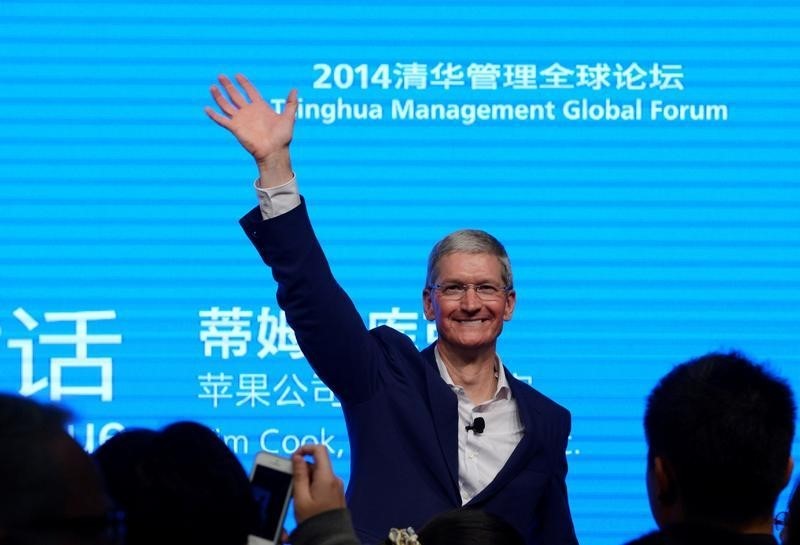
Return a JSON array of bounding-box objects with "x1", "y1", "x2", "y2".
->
[{"x1": 206, "y1": 74, "x2": 578, "y2": 545}]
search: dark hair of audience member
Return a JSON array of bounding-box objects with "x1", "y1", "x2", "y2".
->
[
  {"x1": 0, "y1": 392, "x2": 112, "y2": 545},
  {"x1": 644, "y1": 351, "x2": 796, "y2": 526},
  {"x1": 93, "y1": 421, "x2": 257, "y2": 545},
  {"x1": 384, "y1": 508, "x2": 524, "y2": 545}
]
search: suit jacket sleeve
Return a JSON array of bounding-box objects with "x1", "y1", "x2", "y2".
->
[
  {"x1": 239, "y1": 199, "x2": 385, "y2": 405},
  {"x1": 289, "y1": 509, "x2": 362, "y2": 545}
]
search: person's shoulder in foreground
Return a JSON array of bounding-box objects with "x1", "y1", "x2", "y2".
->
[{"x1": 625, "y1": 524, "x2": 779, "y2": 545}]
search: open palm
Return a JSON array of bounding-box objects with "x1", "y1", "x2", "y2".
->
[{"x1": 205, "y1": 73, "x2": 298, "y2": 165}]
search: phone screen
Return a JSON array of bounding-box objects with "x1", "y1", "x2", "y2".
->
[{"x1": 250, "y1": 463, "x2": 293, "y2": 544}]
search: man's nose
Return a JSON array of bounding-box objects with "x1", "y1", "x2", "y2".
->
[{"x1": 460, "y1": 286, "x2": 483, "y2": 309}]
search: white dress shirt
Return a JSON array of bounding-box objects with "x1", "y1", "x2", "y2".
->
[{"x1": 434, "y1": 348, "x2": 523, "y2": 503}]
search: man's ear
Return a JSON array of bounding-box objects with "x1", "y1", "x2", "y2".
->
[
  {"x1": 503, "y1": 289, "x2": 516, "y2": 321},
  {"x1": 422, "y1": 288, "x2": 434, "y2": 320},
  {"x1": 647, "y1": 454, "x2": 683, "y2": 528},
  {"x1": 653, "y1": 456, "x2": 678, "y2": 506}
]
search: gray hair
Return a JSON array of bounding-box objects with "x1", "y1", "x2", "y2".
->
[{"x1": 425, "y1": 229, "x2": 513, "y2": 288}]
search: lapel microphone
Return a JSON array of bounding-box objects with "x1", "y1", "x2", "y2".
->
[{"x1": 465, "y1": 416, "x2": 486, "y2": 434}]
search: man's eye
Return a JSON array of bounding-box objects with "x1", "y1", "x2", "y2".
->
[
  {"x1": 476, "y1": 284, "x2": 500, "y2": 295},
  {"x1": 441, "y1": 284, "x2": 464, "y2": 295}
]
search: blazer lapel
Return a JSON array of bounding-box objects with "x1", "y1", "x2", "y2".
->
[
  {"x1": 467, "y1": 370, "x2": 541, "y2": 505},
  {"x1": 420, "y1": 344, "x2": 460, "y2": 498}
]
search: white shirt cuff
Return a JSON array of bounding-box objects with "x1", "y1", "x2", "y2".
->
[{"x1": 255, "y1": 175, "x2": 301, "y2": 220}]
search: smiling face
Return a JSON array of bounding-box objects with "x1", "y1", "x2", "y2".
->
[{"x1": 423, "y1": 252, "x2": 516, "y2": 357}]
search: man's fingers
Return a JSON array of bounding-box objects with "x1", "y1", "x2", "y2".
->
[
  {"x1": 294, "y1": 444, "x2": 334, "y2": 478},
  {"x1": 236, "y1": 73, "x2": 264, "y2": 102},
  {"x1": 218, "y1": 73, "x2": 249, "y2": 108},
  {"x1": 204, "y1": 106, "x2": 232, "y2": 129},
  {"x1": 283, "y1": 88, "x2": 299, "y2": 119},
  {"x1": 292, "y1": 451, "x2": 311, "y2": 500},
  {"x1": 209, "y1": 85, "x2": 237, "y2": 117},
  {"x1": 293, "y1": 443, "x2": 323, "y2": 457},
  {"x1": 309, "y1": 444, "x2": 334, "y2": 476}
]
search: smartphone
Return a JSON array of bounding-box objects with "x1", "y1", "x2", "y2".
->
[{"x1": 248, "y1": 451, "x2": 294, "y2": 545}]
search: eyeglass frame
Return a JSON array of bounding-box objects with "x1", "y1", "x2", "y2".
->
[
  {"x1": 775, "y1": 510, "x2": 788, "y2": 530},
  {"x1": 428, "y1": 282, "x2": 513, "y2": 301}
]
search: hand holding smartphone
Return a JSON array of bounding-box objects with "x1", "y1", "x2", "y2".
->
[
  {"x1": 247, "y1": 446, "x2": 346, "y2": 545},
  {"x1": 291, "y1": 444, "x2": 346, "y2": 524},
  {"x1": 248, "y1": 452, "x2": 294, "y2": 545}
]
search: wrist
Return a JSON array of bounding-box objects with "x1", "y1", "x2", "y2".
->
[{"x1": 255, "y1": 148, "x2": 293, "y2": 188}]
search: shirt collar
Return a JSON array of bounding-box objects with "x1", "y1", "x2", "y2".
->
[{"x1": 434, "y1": 346, "x2": 512, "y2": 401}]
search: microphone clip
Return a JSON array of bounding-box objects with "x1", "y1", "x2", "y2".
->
[{"x1": 465, "y1": 416, "x2": 486, "y2": 434}]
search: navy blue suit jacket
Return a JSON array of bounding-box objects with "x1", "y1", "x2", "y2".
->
[{"x1": 240, "y1": 200, "x2": 578, "y2": 545}]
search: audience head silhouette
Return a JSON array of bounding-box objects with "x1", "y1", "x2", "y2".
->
[
  {"x1": 93, "y1": 421, "x2": 257, "y2": 545},
  {"x1": 384, "y1": 508, "x2": 524, "y2": 545},
  {"x1": 0, "y1": 392, "x2": 113, "y2": 545},
  {"x1": 643, "y1": 351, "x2": 795, "y2": 535}
]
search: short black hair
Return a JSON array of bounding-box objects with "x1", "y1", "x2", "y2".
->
[
  {"x1": 0, "y1": 393, "x2": 73, "y2": 527},
  {"x1": 94, "y1": 421, "x2": 257, "y2": 545},
  {"x1": 390, "y1": 508, "x2": 525, "y2": 545},
  {"x1": 644, "y1": 351, "x2": 795, "y2": 524}
]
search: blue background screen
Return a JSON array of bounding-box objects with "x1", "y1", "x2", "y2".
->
[{"x1": 1, "y1": 2, "x2": 798, "y2": 543}]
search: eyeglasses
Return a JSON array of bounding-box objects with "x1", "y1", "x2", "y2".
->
[
  {"x1": 429, "y1": 282, "x2": 511, "y2": 301},
  {"x1": 775, "y1": 510, "x2": 788, "y2": 531}
]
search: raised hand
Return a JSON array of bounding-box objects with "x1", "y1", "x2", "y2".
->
[
  {"x1": 291, "y1": 444, "x2": 347, "y2": 524},
  {"x1": 205, "y1": 73, "x2": 298, "y2": 187}
]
